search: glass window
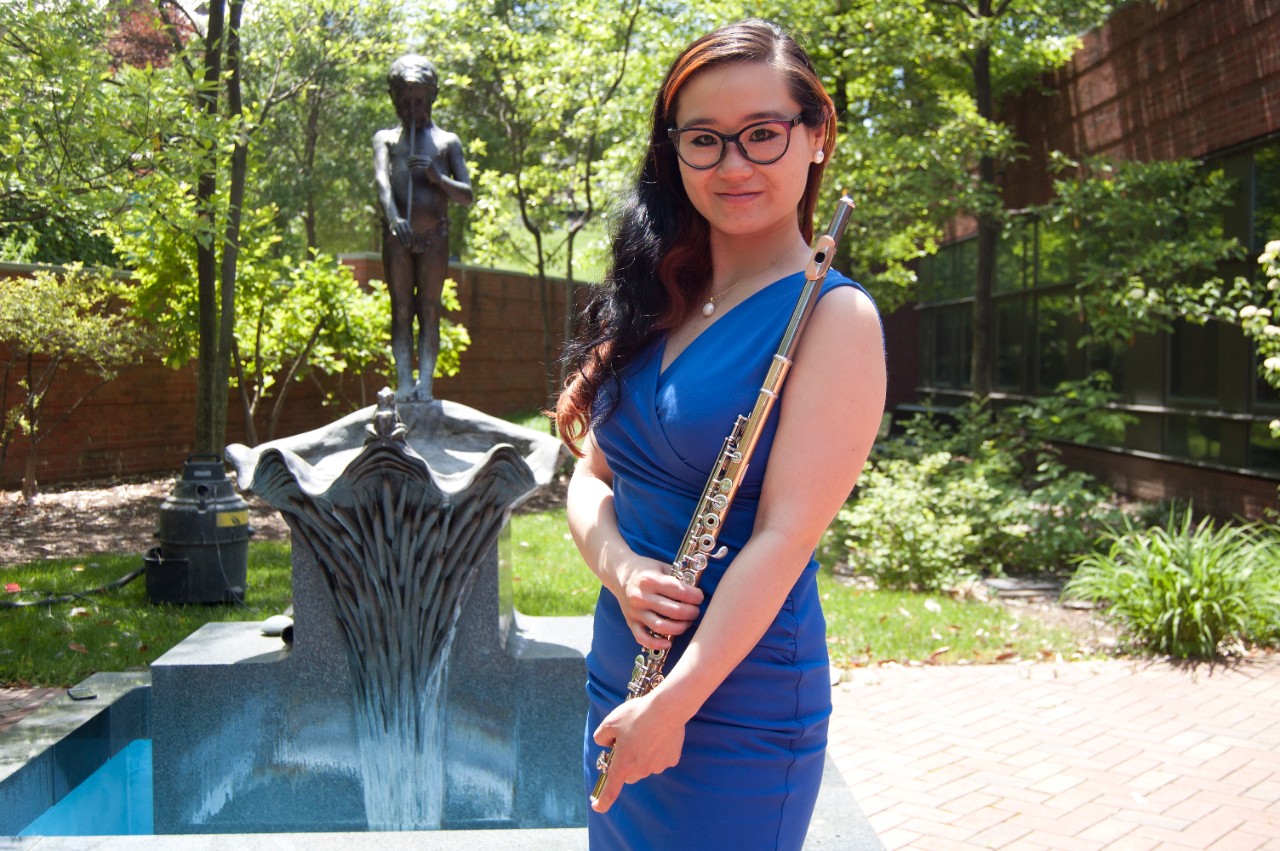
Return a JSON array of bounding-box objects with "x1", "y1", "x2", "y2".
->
[
  {"x1": 918, "y1": 253, "x2": 936, "y2": 302},
  {"x1": 1254, "y1": 140, "x2": 1280, "y2": 252},
  {"x1": 1249, "y1": 421, "x2": 1280, "y2": 472},
  {"x1": 1165, "y1": 415, "x2": 1222, "y2": 463},
  {"x1": 1035, "y1": 293, "x2": 1074, "y2": 391},
  {"x1": 933, "y1": 238, "x2": 976, "y2": 301},
  {"x1": 1087, "y1": 338, "x2": 1126, "y2": 393},
  {"x1": 995, "y1": 296, "x2": 1026, "y2": 391},
  {"x1": 995, "y1": 220, "x2": 1029, "y2": 294},
  {"x1": 920, "y1": 304, "x2": 972, "y2": 389},
  {"x1": 1168, "y1": 320, "x2": 1219, "y2": 404},
  {"x1": 1035, "y1": 219, "x2": 1072, "y2": 290}
]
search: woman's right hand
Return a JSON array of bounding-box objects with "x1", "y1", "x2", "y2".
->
[{"x1": 611, "y1": 555, "x2": 703, "y2": 650}]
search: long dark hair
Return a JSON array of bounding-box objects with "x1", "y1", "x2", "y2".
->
[{"x1": 554, "y1": 19, "x2": 837, "y2": 452}]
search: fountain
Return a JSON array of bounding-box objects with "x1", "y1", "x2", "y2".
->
[
  {"x1": 149, "y1": 393, "x2": 586, "y2": 833},
  {"x1": 1, "y1": 394, "x2": 882, "y2": 848}
]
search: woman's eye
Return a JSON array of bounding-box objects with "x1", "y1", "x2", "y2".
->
[
  {"x1": 747, "y1": 126, "x2": 781, "y2": 143},
  {"x1": 688, "y1": 132, "x2": 720, "y2": 148}
]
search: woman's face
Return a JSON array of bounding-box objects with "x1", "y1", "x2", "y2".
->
[{"x1": 671, "y1": 61, "x2": 823, "y2": 242}]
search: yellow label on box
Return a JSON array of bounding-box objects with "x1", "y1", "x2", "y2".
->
[{"x1": 217, "y1": 510, "x2": 249, "y2": 528}]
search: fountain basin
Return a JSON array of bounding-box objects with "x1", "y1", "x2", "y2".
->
[{"x1": 1, "y1": 672, "x2": 879, "y2": 848}]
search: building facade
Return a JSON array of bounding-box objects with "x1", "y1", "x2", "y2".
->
[{"x1": 911, "y1": 0, "x2": 1280, "y2": 515}]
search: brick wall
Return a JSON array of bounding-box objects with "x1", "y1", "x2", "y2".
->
[
  {"x1": 1002, "y1": 0, "x2": 1280, "y2": 209},
  {"x1": 1055, "y1": 443, "x2": 1278, "y2": 520},
  {"x1": 1, "y1": 260, "x2": 568, "y2": 490}
]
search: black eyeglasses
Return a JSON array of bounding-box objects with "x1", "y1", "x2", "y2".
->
[{"x1": 668, "y1": 115, "x2": 804, "y2": 170}]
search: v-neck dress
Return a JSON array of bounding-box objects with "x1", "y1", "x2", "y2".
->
[{"x1": 584, "y1": 270, "x2": 865, "y2": 851}]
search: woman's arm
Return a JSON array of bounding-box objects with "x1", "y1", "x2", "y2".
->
[
  {"x1": 590, "y1": 285, "x2": 886, "y2": 812},
  {"x1": 567, "y1": 433, "x2": 704, "y2": 651}
]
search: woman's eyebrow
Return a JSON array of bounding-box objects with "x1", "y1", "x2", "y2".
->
[{"x1": 676, "y1": 110, "x2": 793, "y2": 129}]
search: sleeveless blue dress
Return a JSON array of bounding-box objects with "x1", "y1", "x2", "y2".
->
[{"x1": 584, "y1": 271, "x2": 865, "y2": 851}]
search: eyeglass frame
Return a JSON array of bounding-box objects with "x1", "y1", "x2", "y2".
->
[{"x1": 667, "y1": 114, "x2": 806, "y2": 170}]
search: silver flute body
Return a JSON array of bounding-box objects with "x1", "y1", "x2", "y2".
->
[{"x1": 592, "y1": 195, "x2": 856, "y2": 800}]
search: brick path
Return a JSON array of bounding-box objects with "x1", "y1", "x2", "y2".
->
[
  {"x1": 828, "y1": 657, "x2": 1280, "y2": 850},
  {"x1": 5, "y1": 656, "x2": 1280, "y2": 848}
]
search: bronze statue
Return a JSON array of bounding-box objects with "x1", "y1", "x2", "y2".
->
[{"x1": 374, "y1": 55, "x2": 473, "y2": 402}]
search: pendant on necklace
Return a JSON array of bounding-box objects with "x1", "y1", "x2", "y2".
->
[{"x1": 702, "y1": 301, "x2": 716, "y2": 317}]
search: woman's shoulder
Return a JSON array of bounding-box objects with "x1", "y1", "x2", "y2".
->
[{"x1": 812, "y1": 272, "x2": 884, "y2": 348}]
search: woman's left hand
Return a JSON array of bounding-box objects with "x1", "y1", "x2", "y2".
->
[{"x1": 590, "y1": 690, "x2": 688, "y2": 813}]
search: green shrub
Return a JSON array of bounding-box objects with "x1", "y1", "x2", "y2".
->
[
  {"x1": 1064, "y1": 510, "x2": 1280, "y2": 659},
  {"x1": 835, "y1": 387, "x2": 1130, "y2": 591},
  {"x1": 835, "y1": 451, "x2": 985, "y2": 591}
]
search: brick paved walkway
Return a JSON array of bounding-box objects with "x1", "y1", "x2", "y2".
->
[{"x1": 828, "y1": 657, "x2": 1280, "y2": 850}]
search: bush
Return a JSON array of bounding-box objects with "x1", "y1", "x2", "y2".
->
[
  {"x1": 834, "y1": 387, "x2": 1131, "y2": 591},
  {"x1": 1064, "y1": 510, "x2": 1280, "y2": 659},
  {"x1": 835, "y1": 451, "x2": 986, "y2": 592}
]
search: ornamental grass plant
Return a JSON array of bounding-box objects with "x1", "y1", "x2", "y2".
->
[{"x1": 1064, "y1": 509, "x2": 1280, "y2": 659}]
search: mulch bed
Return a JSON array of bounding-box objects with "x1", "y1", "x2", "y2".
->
[{"x1": 0, "y1": 471, "x2": 569, "y2": 568}]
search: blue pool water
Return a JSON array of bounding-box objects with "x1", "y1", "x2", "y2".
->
[{"x1": 19, "y1": 739, "x2": 153, "y2": 836}]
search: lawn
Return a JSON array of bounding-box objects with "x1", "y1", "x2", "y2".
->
[{"x1": 0, "y1": 507, "x2": 1108, "y2": 688}]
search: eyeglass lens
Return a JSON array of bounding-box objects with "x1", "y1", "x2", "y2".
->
[{"x1": 671, "y1": 117, "x2": 798, "y2": 169}]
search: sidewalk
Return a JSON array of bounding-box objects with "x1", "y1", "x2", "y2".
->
[
  {"x1": 827, "y1": 656, "x2": 1280, "y2": 850},
  {"x1": 5, "y1": 656, "x2": 1280, "y2": 848}
]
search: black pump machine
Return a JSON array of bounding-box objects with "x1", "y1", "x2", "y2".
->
[{"x1": 145, "y1": 455, "x2": 252, "y2": 604}]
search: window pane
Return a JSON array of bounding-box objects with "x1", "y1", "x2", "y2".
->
[
  {"x1": 1255, "y1": 140, "x2": 1280, "y2": 252},
  {"x1": 1088, "y1": 339, "x2": 1126, "y2": 392},
  {"x1": 1169, "y1": 320, "x2": 1219, "y2": 404},
  {"x1": 995, "y1": 296, "x2": 1026, "y2": 391},
  {"x1": 920, "y1": 305, "x2": 972, "y2": 389},
  {"x1": 1036, "y1": 219, "x2": 1072, "y2": 289},
  {"x1": 934, "y1": 239, "x2": 976, "y2": 301},
  {"x1": 1165, "y1": 415, "x2": 1222, "y2": 463},
  {"x1": 995, "y1": 221, "x2": 1027, "y2": 294},
  {"x1": 1249, "y1": 421, "x2": 1280, "y2": 472},
  {"x1": 918, "y1": 253, "x2": 937, "y2": 302},
  {"x1": 1036, "y1": 294, "x2": 1073, "y2": 391}
]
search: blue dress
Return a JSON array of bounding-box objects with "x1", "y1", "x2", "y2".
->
[{"x1": 584, "y1": 271, "x2": 865, "y2": 851}]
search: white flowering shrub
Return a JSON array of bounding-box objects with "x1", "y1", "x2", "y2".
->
[{"x1": 1239, "y1": 240, "x2": 1280, "y2": 437}]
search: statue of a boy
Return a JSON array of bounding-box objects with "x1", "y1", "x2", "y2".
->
[{"x1": 374, "y1": 55, "x2": 473, "y2": 402}]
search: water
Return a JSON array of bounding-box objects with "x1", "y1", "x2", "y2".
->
[{"x1": 19, "y1": 739, "x2": 153, "y2": 836}]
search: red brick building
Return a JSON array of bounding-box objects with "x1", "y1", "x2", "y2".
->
[{"x1": 909, "y1": 0, "x2": 1280, "y2": 517}]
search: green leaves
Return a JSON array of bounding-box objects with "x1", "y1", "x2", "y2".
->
[
  {"x1": 1037, "y1": 155, "x2": 1244, "y2": 348},
  {"x1": 1065, "y1": 509, "x2": 1280, "y2": 659}
]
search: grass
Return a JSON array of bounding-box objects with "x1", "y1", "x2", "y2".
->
[
  {"x1": 819, "y1": 577, "x2": 1090, "y2": 666},
  {"x1": 0, "y1": 507, "x2": 1104, "y2": 688},
  {"x1": 1, "y1": 543, "x2": 293, "y2": 688},
  {"x1": 509, "y1": 508, "x2": 598, "y2": 616}
]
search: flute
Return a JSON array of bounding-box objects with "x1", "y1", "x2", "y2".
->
[{"x1": 592, "y1": 195, "x2": 857, "y2": 801}]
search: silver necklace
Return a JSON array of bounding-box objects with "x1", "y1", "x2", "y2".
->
[{"x1": 702, "y1": 255, "x2": 782, "y2": 317}]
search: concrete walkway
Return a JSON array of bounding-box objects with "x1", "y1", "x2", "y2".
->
[
  {"x1": 5, "y1": 655, "x2": 1280, "y2": 848},
  {"x1": 827, "y1": 656, "x2": 1280, "y2": 850}
]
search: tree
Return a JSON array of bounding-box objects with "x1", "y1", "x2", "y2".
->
[
  {"x1": 0, "y1": 0, "x2": 173, "y2": 265},
  {"x1": 424, "y1": 0, "x2": 659, "y2": 409},
  {"x1": 109, "y1": 0, "x2": 400, "y2": 452},
  {"x1": 1037, "y1": 154, "x2": 1245, "y2": 350},
  {"x1": 768, "y1": 0, "x2": 1112, "y2": 391},
  {"x1": 1237, "y1": 240, "x2": 1280, "y2": 438},
  {"x1": 0, "y1": 266, "x2": 150, "y2": 499}
]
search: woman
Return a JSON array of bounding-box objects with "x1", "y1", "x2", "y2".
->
[{"x1": 555, "y1": 19, "x2": 886, "y2": 850}]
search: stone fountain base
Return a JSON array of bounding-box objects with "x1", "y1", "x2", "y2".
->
[
  {"x1": 150, "y1": 528, "x2": 592, "y2": 833},
  {"x1": 151, "y1": 398, "x2": 585, "y2": 833}
]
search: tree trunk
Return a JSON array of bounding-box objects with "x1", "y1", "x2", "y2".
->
[
  {"x1": 303, "y1": 84, "x2": 322, "y2": 251},
  {"x1": 193, "y1": 0, "x2": 225, "y2": 456},
  {"x1": 212, "y1": 0, "x2": 246, "y2": 455},
  {"x1": 970, "y1": 5, "x2": 996, "y2": 399}
]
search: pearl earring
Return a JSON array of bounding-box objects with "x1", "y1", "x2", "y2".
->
[{"x1": 813, "y1": 150, "x2": 825, "y2": 164}]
